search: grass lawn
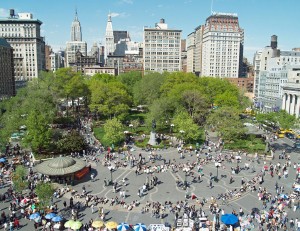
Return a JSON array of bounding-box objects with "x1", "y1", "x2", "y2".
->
[
  {"x1": 224, "y1": 137, "x2": 266, "y2": 153},
  {"x1": 127, "y1": 112, "x2": 147, "y2": 122},
  {"x1": 93, "y1": 126, "x2": 109, "y2": 146}
]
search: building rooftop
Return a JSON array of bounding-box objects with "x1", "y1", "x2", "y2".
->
[
  {"x1": 0, "y1": 38, "x2": 11, "y2": 48},
  {"x1": 0, "y1": 17, "x2": 42, "y2": 24}
]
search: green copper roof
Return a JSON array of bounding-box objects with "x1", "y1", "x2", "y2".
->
[{"x1": 0, "y1": 38, "x2": 11, "y2": 48}]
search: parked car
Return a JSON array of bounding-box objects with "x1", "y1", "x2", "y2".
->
[
  {"x1": 293, "y1": 142, "x2": 300, "y2": 150},
  {"x1": 285, "y1": 132, "x2": 295, "y2": 139}
]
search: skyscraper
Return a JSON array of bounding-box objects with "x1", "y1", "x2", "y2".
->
[
  {"x1": 71, "y1": 10, "x2": 82, "y2": 42},
  {"x1": 0, "y1": 9, "x2": 45, "y2": 81},
  {"x1": 187, "y1": 13, "x2": 244, "y2": 77},
  {"x1": 0, "y1": 38, "x2": 15, "y2": 98},
  {"x1": 105, "y1": 13, "x2": 115, "y2": 59},
  {"x1": 65, "y1": 10, "x2": 87, "y2": 67},
  {"x1": 202, "y1": 13, "x2": 244, "y2": 77},
  {"x1": 143, "y1": 19, "x2": 182, "y2": 73}
]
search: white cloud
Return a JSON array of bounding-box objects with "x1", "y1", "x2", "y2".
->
[
  {"x1": 110, "y1": 12, "x2": 130, "y2": 18},
  {"x1": 111, "y1": 12, "x2": 120, "y2": 17},
  {"x1": 0, "y1": 8, "x2": 9, "y2": 17},
  {"x1": 157, "y1": 4, "x2": 163, "y2": 8},
  {"x1": 120, "y1": 0, "x2": 133, "y2": 4}
]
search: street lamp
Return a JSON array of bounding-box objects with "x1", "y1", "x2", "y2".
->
[
  {"x1": 215, "y1": 162, "x2": 221, "y2": 182},
  {"x1": 183, "y1": 167, "x2": 189, "y2": 189},
  {"x1": 170, "y1": 124, "x2": 174, "y2": 133},
  {"x1": 108, "y1": 165, "x2": 115, "y2": 185},
  {"x1": 179, "y1": 130, "x2": 185, "y2": 143}
]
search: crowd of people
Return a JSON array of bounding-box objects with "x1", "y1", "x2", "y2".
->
[{"x1": 0, "y1": 117, "x2": 299, "y2": 231}]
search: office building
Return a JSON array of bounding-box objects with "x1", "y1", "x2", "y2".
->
[
  {"x1": 187, "y1": 13, "x2": 244, "y2": 77},
  {"x1": 49, "y1": 50, "x2": 65, "y2": 71},
  {"x1": 45, "y1": 45, "x2": 52, "y2": 71},
  {"x1": 71, "y1": 10, "x2": 82, "y2": 42},
  {"x1": 143, "y1": 19, "x2": 182, "y2": 73},
  {"x1": 254, "y1": 36, "x2": 300, "y2": 112},
  {"x1": 113, "y1": 31, "x2": 128, "y2": 44},
  {"x1": 69, "y1": 50, "x2": 98, "y2": 72},
  {"x1": 0, "y1": 38, "x2": 15, "y2": 98},
  {"x1": 282, "y1": 66, "x2": 300, "y2": 118},
  {"x1": 105, "y1": 14, "x2": 114, "y2": 59},
  {"x1": 202, "y1": 13, "x2": 244, "y2": 77},
  {"x1": 0, "y1": 9, "x2": 45, "y2": 81},
  {"x1": 65, "y1": 11, "x2": 87, "y2": 67}
]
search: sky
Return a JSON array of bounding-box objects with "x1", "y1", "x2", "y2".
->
[{"x1": 0, "y1": 0, "x2": 299, "y2": 63}]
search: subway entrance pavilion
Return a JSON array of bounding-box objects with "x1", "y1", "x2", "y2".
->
[{"x1": 35, "y1": 156, "x2": 89, "y2": 184}]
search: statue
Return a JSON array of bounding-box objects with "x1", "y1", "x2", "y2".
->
[
  {"x1": 152, "y1": 119, "x2": 156, "y2": 131},
  {"x1": 148, "y1": 119, "x2": 157, "y2": 145}
]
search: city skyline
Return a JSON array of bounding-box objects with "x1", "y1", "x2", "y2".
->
[{"x1": 0, "y1": 0, "x2": 299, "y2": 62}]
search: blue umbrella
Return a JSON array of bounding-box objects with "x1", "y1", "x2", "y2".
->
[
  {"x1": 294, "y1": 187, "x2": 300, "y2": 192},
  {"x1": 117, "y1": 223, "x2": 130, "y2": 231},
  {"x1": 279, "y1": 194, "x2": 289, "y2": 199},
  {"x1": 45, "y1": 213, "x2": 56, "y2": 219},
  {"x1": 134, "y1": 223, "x2": 147, "y2": 231},
  {"x1": 221, "y1": 214, "x2": 238, "y2": 225},
  {"x1": 0, "y1": 158, "x2": 6, "y2": 163},
  {"x1": 29, "y1": 213, "x2": 41, "y2": 220},
  {"x1": 52, "y1": 216, "x2": 63, "y2": 222}
]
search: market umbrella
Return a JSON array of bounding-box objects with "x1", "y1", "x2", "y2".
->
[
  {"x1": 45, "y1": 213, "x2": 56, "y2": 219},
  {"x1": 29, "y1": 213, "x2": 41, "y2": 220},
  {"x1": 0, "y1": 158, "x2": 6, "y2": 163},
  {"x1": 52, "y1": 216, "x2": 63, "y2": 222},
  {"x1": 71, "y1": 221, "x2": 83, "y2": 230},
  {"x1": 279, "y1": 194, "x2": 289, "y2": 199},
  {"x1": 92, "y1": 220, "x2": 105, "y2": 228},
  {"x1": 64, "y1": 220, "x2": 75, "y2": 228},
  {"x1": 134, "y1": 223, "x2": 147, "y2": 231},
  {"x1": 117, "y1": 223, "x2": 130, "y2": 231},
  {"x1": 106, "y1": 221, "x2": 118, "y2": 229},
  {"x1": 221, "y1": 214, "x2": 238, "y2": 225}
]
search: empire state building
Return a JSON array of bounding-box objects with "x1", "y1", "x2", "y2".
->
[{"x1": 71, "y1": 10, "x2": 82, "y2": 41}]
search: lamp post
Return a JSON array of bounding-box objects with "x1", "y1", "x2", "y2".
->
[
  {"x1": 108, "y1": 166, "x2": 115, "y2": 185},
  {"x1": 179, "y1": 130, "x2": 185, "y2": 144},
  {"x1": 183, "y1": 167, "x2": 189, "y2": 189},
  {"x1": 170, "y1": 124, "x2": 174, "y2": 134},
  {"x1": 215, "y1": 162, "x2": 221, "y2": 182}
]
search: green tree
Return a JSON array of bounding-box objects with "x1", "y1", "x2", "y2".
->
[
  {"x1": 255, "y1": 110, "x2": 297, "y2": 129},
  {"x1": 214, "y1": 90, "x2": 240, "y2": 108},
  {"x1": 198, "y1": 77, "x2": 239, "y2": 106},
  {"x1": 160, "y1": 72, "x2": 198, "y2": 95},
  {"x1": 206, "y1": 107, "x2": 246, "y2": 141},
  {"x1": 103, "y1": 118, "x2": 124, "y2": 146},
  {"x1": 181, "y1": 90, "x2": 210, "y2": 125},
  {"x1": 12, "y1": 165, "x2": 27, "y2": 193},
  {"x1": 35, "y1": 182, "x2": 55, "y2": 209},
  {"x1": 57, "y1": 130, "x2": 86, "y2": 153},
  {"x1": 133, "y1": 72, "x2": 166, "y2": 105},
  {"x1": 23, "y1": 110, "x2": 53, "y2": 152},
  {"x1": 117, "y1": 71, "x2": 142, "y2": 96},
  {"x1": 89, "y1": 80, "x2": 132, "y2": 120},
  {"x1": 173, "y1": 110, "x2": 201, "y2": 143},
  {"x1": 65, "y1": 74, "x2": 90, "y2": 112},
  {"x1": 146, "y1": 97, "x2": 175, "y2": 131}
]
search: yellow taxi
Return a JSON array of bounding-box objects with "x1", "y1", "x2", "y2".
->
[{"x1": 276, "y1": 130, "x2": 286, "y2": 138}]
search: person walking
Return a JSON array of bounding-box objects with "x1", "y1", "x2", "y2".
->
[{"x1": 91, "y1": 204, "x2": 95, "y2": 214}]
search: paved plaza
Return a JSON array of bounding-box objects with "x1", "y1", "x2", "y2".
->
[{"x1": 0, "y1": 131, "x2": 299, "y2": 230}]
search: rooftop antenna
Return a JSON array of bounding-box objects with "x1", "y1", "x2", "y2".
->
[{"x1": 211, "y1": 0, "x2": 214, "y2": 15}]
